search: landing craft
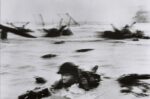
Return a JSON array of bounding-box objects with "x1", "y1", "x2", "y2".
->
[
  {"x1": 36, "y1": 13, "x2": 76, "y2": 37},
  {"x1": 43, "y1": 26, "x2": 73, "y2": 37},
  {"x1": 0, "y1": 24, "x2": 36, "y2": 40},
  {"x1": 101, "y1": 29, "x2": 150, "y2": 39},
  {"x1": 43, "y1": 25, "x2": 73, "y2": 37},
  {"x1": 98, "y1": 22, "x2": 150, "y2": 40},
  {"x1": 42, "y1": 16, "x2": 74, "y2": 37}
]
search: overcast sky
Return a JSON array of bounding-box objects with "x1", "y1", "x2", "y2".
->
[{"x1": 1, "y1": 0, "x2": 150, "y2": 24}]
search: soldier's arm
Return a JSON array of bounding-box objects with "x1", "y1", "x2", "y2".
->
[
  {"x1": 51, "y1": 80, "x2": 63, "y2": 90},
  {"x1": 18, "y1": 87, "x2": 51, "y2": 99},
  {"x1": 18, "y1": 80, "x2": 63, "y2": 99}
]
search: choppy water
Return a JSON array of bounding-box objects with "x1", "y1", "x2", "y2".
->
[{"x1": 0, "y1": 23, "x2": 150, "y2": 99}]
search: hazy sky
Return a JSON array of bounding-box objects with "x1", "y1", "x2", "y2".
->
[{"x1": 1, "y1": 0, "x2": 150, "y2": 24}]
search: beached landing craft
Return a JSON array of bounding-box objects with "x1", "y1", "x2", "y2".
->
[
  {"x1": 0, "y1": 24, "x2": 36, "y2": 40},
  {"x1": 43, "y1": 25, "x2": 73, "y2": 37},
  {"x1": 41, "y1": 13, "x2": 79, "y2": 37},
  {"x1": 101, "y1": 30, "x2": 150, "y2": 39},
  {"x1": 98, "y1": 22, "x2": 150, "y2": 40}
]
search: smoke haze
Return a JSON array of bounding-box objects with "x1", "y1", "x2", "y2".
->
[{"x1": 1, "y1": 0, "x2": 150, "y2": 25}]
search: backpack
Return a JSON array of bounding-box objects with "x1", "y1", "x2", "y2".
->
[{"x1": 78, "y1": 69, "x2": 101, "y2": 91}]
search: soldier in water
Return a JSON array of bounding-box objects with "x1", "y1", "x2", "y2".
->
[{"x1": 18, "y1": 62, "x2": 101, "y2": 99}]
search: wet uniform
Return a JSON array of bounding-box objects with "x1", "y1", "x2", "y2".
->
[
  {"x1": 51, "y1": 70, "x2": 101, "y2": 91},
  {"x1": 50, "y1": 70, "x2": 101, "y2": 99}
]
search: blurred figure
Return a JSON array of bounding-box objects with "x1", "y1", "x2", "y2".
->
[
  {"x1": 52, "y1": 62, "x2": 101, "y2": 91},
  {"x1": 18, "y1": 62, "x2": 101, "y2": 99}
]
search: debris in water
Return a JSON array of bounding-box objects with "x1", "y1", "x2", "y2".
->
[
  {"x1": 132, "y1": 38, "x2": 139, "y2": 41},
  {"x1": 54, "y1": 41, "x2": 65, "y2": 44},
  {"x1": 41, "y1": 54, "x2": 57, "y2": 59},
  {"x1": 34, "y1": 76, "x2": 47, "y2": 84},
  {"x1": 76, "y1": 49, "x2": 94, "y2": 52},
  {"x1": 117, "y1": 74, "x2": 150, "y2": 97}
]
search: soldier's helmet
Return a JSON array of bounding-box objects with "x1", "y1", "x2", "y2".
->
[{"x1": 57, "y1": 62, "x2": 79, "y2": 77}]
